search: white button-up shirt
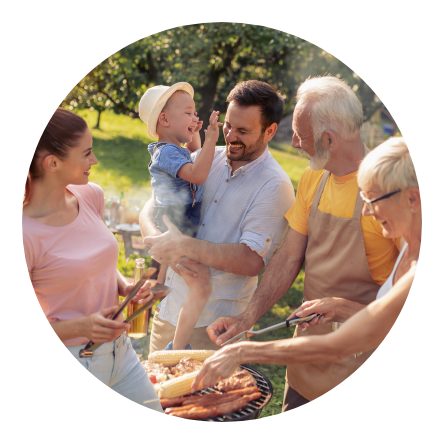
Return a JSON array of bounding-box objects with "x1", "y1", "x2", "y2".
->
[{"x1": 158, "y1": 146, "x2": 295, "y2": 327}]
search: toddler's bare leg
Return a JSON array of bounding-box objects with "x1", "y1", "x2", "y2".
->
[
  {"x1": 172, "y1": 263, "x2": 212, "y2": 350},
  {"x1": 156, "y1": 264, "x2": 166, "y2": 285}
]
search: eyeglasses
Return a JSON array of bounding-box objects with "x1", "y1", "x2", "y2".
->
[{"x1": 360, "y1": 189, "x2": 401, "y2": 214}]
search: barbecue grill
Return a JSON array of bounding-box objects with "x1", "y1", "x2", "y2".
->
[{"x1": 195, "y1": 364, "x2": 273, "y2": 421}]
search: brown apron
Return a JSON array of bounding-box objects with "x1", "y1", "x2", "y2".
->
[{"x1": 286, "y1": 168, "x2": 381, "y2": 401}]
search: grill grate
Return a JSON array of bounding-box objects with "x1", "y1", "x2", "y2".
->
[{"x1": 195, "y1": 364, "x2": 273, "y2": 422}]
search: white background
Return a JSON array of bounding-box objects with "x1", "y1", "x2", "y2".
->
[{"x1": 0, "y1": 1, "x2": 444, "y2": 443}]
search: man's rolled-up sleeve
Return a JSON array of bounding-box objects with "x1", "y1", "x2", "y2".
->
[{"x1": 239, "y1": 179, "x2": 295, "y2": 266}]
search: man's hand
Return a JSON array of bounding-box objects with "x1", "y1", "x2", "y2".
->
[
  {"x1": 165, "y1": 257, "x2": 199, "y2": 278},
  {"x1": 289, "y1": 297, "x2": 364, "y2": 328},
  {"x1": 191, "y1": 345, "x2": 242, "y2": 392},
  {"x1": 144, "y1": 215, "x2": 185, "y2": 264},
  {"x1": 206, "y1": 312, "x2": 255, "y2": 346}
]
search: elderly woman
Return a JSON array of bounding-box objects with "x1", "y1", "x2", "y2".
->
[
  {"x1": 190, "y1": 137, "x2": 420, "y2": 391},
  {"x1": 23, "y1": 109, "x2": 163, "y2": 412}
]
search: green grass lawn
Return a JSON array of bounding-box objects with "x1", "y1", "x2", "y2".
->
[{"x1": 80, "y1": 109, "x2": 308, "y2": 417}]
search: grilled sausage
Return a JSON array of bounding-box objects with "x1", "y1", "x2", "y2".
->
[
  {"x1": 165, "y1": 393, "x2": 243, "y2": 413},
  {"x1": 160, "y1": 393, "x2": 208, "y2": 408},
  {"x1": 161, "y1": 386, "x2": 260, "y2": 409},
  {"x1": 167, "y1": 391, "x2": 262, "y2": 420}
]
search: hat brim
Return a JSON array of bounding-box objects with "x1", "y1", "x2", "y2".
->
[{"x1": 148, "y1": 82, "x2": 194, "y2": 139}]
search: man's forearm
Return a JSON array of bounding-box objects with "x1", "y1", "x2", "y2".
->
[
  {"x1": 242, "y1": 228, "x2": 308, "y2": 324},
  {"x1": 182, "y1": 237, "x2": 264, "y2": 276}
]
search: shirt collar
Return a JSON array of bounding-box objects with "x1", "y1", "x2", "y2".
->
[{"x1": 225, "y1": 146, "x2": 270, "y2": 175}]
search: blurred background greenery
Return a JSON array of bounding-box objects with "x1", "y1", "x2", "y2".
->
[
  {"x1": 63, "y1": 23, "x2": 399, "y2": 417},
  {"x1": 63, "y1": 23, "x2": 399, "y2": 147}
]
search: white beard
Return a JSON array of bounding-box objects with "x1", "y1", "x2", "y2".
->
[{"x1": 298, "y1": 148, "x2": 329, "y2": 171}]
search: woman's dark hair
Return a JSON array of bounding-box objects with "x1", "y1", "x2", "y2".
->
[
  {"x1": 226, "y1": 80, "x2": 284, "y2": 131},
  {"x1": 24, "y1": 109, "x2": 88, "y2": 204}
]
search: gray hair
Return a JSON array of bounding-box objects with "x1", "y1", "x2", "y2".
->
[
  {"x1": 358, "y1": 137, "x2": 418, "y2": 193},
  {"x1": 296, "y1": 76, "x2": 363, "y2": 141}
]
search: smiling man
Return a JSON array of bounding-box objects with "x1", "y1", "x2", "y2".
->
[{"x1": 139, "y1": 80, "x2": 295, "y2": 353}]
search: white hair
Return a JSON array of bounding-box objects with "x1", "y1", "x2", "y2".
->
[
  {"x1": 358, "y1": 137, "x2": 418, "y2": 193},
  {"x1": 296, "y1": 76, "x2": 363, "y2": 142}
]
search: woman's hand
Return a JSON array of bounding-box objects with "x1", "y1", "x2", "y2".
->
[
  {"x1": 120, "y1": 279, "x2": 153, "y2": 305},
  {"x1": 82, "y1": 306, "x2": 130, "y2": 344},
  {"x1": 190, "y1": 345, "x2": 242, "y2": 392}
]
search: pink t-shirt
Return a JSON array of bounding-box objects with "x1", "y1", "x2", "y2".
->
[{"x1": 23, "y1": 183, "x2": 119, "y2": 346}]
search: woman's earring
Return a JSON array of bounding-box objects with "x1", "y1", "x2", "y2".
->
[{"x1": 411, "y1": 207, "x2": 414, "y2": 213}]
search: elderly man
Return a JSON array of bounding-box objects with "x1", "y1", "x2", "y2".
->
[
  {"x1": 140, "y1": 80, "x2": 295, "y2": 353},
  {"x1": 207, "y1": 76, "x2": 400, "y2": 411}
]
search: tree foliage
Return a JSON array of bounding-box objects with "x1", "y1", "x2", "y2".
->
[{"x1": 62, "y1": 23, "x2": 383, "y2": 129}]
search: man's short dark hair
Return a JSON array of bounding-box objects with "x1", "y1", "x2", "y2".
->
[{"x1": 227, "y1": 80, "x2": 284, "y2": 131}]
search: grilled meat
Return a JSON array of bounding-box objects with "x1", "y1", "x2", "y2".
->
[
  {"x1": 171, "y1": 357, "x2": 203, "y2": 377},
  {"x1": 216, "y1": 369, "x2": 257, "y2": 392}
]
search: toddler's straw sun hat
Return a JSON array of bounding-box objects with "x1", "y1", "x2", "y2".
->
[{"x1": 139, "y1": 82, "x2": 194, "y2": 139}]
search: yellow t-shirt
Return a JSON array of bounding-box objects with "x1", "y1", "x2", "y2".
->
[{"x1": 285, "y1": 167, "x2": 400, "y2": 286}]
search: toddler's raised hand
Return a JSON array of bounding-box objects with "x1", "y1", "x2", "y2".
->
[{"x1": 204, "y1": 111, "x2": 223, "y2": 144}]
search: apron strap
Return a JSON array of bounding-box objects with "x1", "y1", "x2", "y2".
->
[
  {"x1": 352, "y1": 145, "x2": 370, "y2": 221},
  {"x1": 353, "y1": 188, "x2": 365, "y2": 220},
  {"x1": 308, "y1": 170, "x2": 330, "y2": 221}
]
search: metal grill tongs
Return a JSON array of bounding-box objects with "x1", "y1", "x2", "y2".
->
[
  {"x1": 79, "y1": 267, "x2": 171, "y2": 358},
  {"x1": 221, "y1": 314, "x2": 319, "y2": 346}
]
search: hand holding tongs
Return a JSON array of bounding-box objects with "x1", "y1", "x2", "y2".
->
[
  {"x1": 221, "y1": 313, "x2": 319, "y2": 346},
  {"x1": 79, "y1": 268, "x2": 171, "y2": 358}
]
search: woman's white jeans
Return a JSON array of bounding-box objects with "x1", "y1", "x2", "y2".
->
[{"x1": 67, "y1": 334, "x2": 163, "y2": 413}]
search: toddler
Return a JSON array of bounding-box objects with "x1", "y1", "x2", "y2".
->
[{"x1": 139, "y1": 82, "x2": 221, "y2": 350}]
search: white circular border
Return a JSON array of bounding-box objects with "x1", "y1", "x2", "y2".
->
[{"x1": 0, "y1": 0, "x2": 444, "y2": 443}]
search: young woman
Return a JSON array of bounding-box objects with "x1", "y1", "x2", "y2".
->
[{"x1": 23, "y1": 108, "x2": 162, "y2": 412}]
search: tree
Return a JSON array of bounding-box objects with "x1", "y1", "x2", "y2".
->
[{"x1": 62, "y1": 23, "x2": 384, "y2": 130}]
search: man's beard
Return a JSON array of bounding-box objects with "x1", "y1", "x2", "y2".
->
[
  {"x1": 225, "y1": 132, "x2": 266, "y2": 163},
  {"x1": 298, "y1": 137, "x2": 330, "y2": 171}
]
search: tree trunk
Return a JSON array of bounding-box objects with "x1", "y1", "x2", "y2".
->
[
  {"x1": 197, "y1": 68, "x2": 222, "y2": 134},
  {"x1": 95, "y1": 110, "x2": 102, "y2": 129}
]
